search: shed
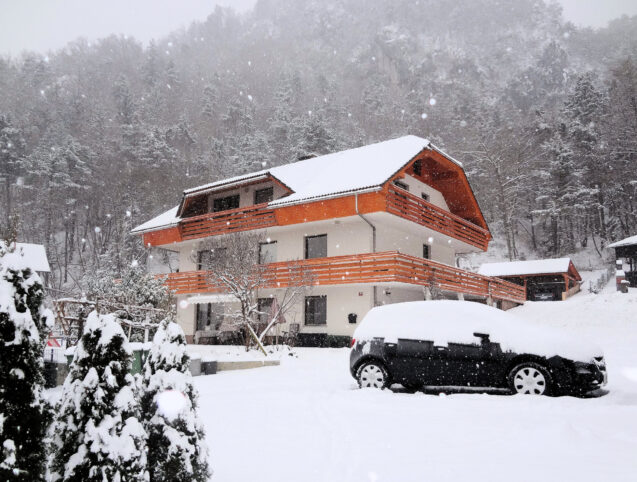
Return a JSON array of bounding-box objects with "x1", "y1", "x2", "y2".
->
[
  {"x1": 608, "y1": 235, "x2": 637, "y2": 287},
  {"x1": 478, "y1": 258, "x2": 581, "y2": 301}
]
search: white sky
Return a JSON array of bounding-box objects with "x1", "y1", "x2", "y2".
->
[{"x1": 0, "y1": 0, "x2": 636, "y2": 56}]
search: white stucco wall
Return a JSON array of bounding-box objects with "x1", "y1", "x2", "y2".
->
[{"x1": 397, "y1": 174, "x2": 450, "y2": 211}]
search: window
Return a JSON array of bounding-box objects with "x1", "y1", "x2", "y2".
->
[
  {"x1": 254, "y1": 186, "x2": 274, "y2": 204},
  {"x1": 393, "y1": 180, "x2": 409, "y2": 191},
  {"x1": 212, "y1": 194, "x2": 240, "y2": 213},
  {"x1": 197, "y1": 248, "x2": 227, "y2": 269},
  {"x1": 182, "y1": 196, "x2": 207, "y2": 217},
  {"x1": 258, "y1": 241, "x2": 277, "y2": 264},
  {"x1": 196, "y1": 303, "x2": 224, "y2": 331},
  {"x1": 413, "y1": 160, "x2": 422, "y2": 177},
  {"x1": 305, "y1": 234, "x2": 327, "y2": 259},
  {"x1": 305, "y1": 296, "x2": 327, "y2": 325},
  {"x1": 257, "y1": 297, "x2": 274, "y2": 324},
  {"x1": 421, "y1": 192, "x2": 430, "y2": 202},
  {"x1": 423, "y1": 244, "x2": 430, "y2": 260},
  {"x1": 397, "y1": 339, "x2": 434, "y2": 358}
]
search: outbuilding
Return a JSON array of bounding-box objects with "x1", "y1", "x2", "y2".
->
[
  {"x1": 608, "y1": 235, "x2": 637, "y2": 287},
  {"x1": 478, "y1": 258, "x2": 581, "y2": 301}
]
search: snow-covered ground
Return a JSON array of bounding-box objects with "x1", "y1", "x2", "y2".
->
[{"x1": 195, "y1": 281, "x2": 637, "y2": 482}]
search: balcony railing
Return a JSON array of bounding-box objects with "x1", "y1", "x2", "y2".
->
[
  {"x1": 160, "y1": 251, "x2": 525, "y2": 304},
  {"x1": 386, "y1": 187, "x2": 490, "y2": 250},
  {"x1": 179, "y1": 203, "x2": 277, "y2": 240}
]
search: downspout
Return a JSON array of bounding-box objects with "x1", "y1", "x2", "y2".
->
[{"x1": 355, "y1": 193, "x2": 378, "y2": 306}]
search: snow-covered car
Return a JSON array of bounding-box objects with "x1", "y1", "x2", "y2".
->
[{"x1": 350, "y1": 301, "x2": 607, "y2": 396}]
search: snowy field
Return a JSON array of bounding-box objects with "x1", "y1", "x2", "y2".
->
[{"x1": 195, "y1": 281, "x2": 637, "y2": 482}]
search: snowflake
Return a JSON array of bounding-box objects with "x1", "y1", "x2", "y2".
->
[
  {"x1": 421, "y1": 113, "x2": 428, "y2": 119},
  {"x1": 94, "y1": 227, "x2": 101, "y2": 234},
  {"x1": 248, "y1": 94, "x2": 253, "y2": 101},
  {"x1": 429, "y1": 98, "x2": 436, "y2": 106},
  {"x1": 131, "y1": 260, "x2": 139, "y2": 268}
]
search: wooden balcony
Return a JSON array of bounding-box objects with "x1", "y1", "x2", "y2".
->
[
  {"x1": 178, "y1": 203, "x2": 277, "y2": 240},
  {"x1": 160, "y1": 251, "x2": 526, "y2": 304},
  {"x1": 386, "y1": 187, "x2": 490, "y2": 250}
]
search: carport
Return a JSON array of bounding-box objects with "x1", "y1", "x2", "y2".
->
[
  {"x1": 608, "y1": 235, "x2": 637, "y2": 287},
  {"x1": 478, "y1": 258, "x2": 582, "y2": 301}
]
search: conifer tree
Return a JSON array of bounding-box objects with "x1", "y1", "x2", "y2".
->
[
  {"x1": 0, "y1": 242, "x2": 51, "y2": 481},
  {"x1": 141, "y1": 318, "x2": 210, "y2": 482},
  {"x1": 50, "y1": 311, "x2": 148, "y2": 482}
]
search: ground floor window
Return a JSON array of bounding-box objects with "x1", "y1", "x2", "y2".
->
[
  {"x1": 257, "y1": 297, "x2": 274, "y2": 324},
  {"x1": 196, "y1": 303, "x2": 224, "y2": 331},
  {"x1": 305, "y1": 295, "x2": 327, "y2": 325}
]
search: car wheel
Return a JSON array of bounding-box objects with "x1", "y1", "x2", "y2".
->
[
  {"x1": 357, "y1": 361, "x2": 389, "y2": 389},
  {"x1": 509, "y1": 362, "x2": 551, "y2": 395}
]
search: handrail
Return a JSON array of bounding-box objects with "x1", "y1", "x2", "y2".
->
[{"x1": 159, "y1": 251, "x2": 525, "y2": 303}]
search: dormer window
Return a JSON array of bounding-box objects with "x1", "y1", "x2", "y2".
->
[
  {"x1": 212, "y1": 194, "x2": 240, "y2": 213},
  {"x1": 393, "y1": 180, "x2": 409, "y2": 191},
  {"x1": 254, "y1": 186, "x2": 274, "y2": 204}
]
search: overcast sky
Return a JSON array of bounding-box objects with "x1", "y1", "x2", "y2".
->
[{"x1": 1, "y1": 0, "x2": 636, "y2": 57}]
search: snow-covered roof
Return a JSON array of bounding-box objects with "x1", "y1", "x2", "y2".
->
[
  {"x1": 608, "y1": 234, "x2": 637, "y2": 248},
  {"x1": 15, "y1": 243, "x2": 51, "y2": 272},
  {"x1": 133, "y1": 135, "x2": 468, "y2": 234},
  {"x1": 131, "y1": 206, "x2": 180, "y2": 234},
  {"x1": 478, "y1": 258, "x2": 576, "y2": 278}
]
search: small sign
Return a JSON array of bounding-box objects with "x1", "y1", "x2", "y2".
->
[{"x1": 358, "y1": 292, "x2": 363, "y2": 296}]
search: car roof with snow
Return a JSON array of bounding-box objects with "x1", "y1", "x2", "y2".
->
[{"x1": 353, "y1": 300, "x2": 600, "y2": 362}]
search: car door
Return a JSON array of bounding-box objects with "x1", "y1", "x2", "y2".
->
[
  {"x1": 389, "y1": 338, "x2": 435, "y2": 385},
  {"x1": 444, "y1": 334, "x2": 504, "y2": 388}
]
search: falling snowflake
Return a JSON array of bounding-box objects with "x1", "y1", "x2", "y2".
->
[
  {"x1": 428, "y1": 236, "x2": 434, "y2": 243},
  {"x1": 248, "y1": 60, "x2": 252, "y2": 66},
  {"x1": 168, "y1": 41, "x2": 173, "y2": 47},
  {"x1": 308, "y1": 110, "x2": 312, "y2": 116},
  {"x1": 460, "y1": 120, "x2": 467, "y2": 127},
  {"x1": 126, "y1": 210, "x2": 132, "y2": 217},
  {"x1": 94, "y1": 227, "x2": 101, "y2": 234},
  {"x1": 131, "y1": 260, "x2": 138, "y2": 267},
  {"x1": 248, "y1": 94, "x2": 253, "y2": 101},
  {"x1": 421, "y1": 113, "x2": 428, "y2": 119},
  {"x1": 429, "y1": 98, "x2": 436, "y2": 106},
  {"x1": 179, "y1": 299, "x2": 189, "y2": 309}
]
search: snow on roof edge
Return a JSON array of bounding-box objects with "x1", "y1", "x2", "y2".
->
[
  {"x1": 478, "y1": 258, "x2": 574, "y2": 277},
  {"x1": 131, "y1": 206, "x2": 180, "y2": 234},
  {"x1": 608, "y1": 234, "x2": 637, "y2": 248}
]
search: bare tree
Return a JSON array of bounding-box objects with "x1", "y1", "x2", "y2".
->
[{"x1": 194, "y1": 231, "x2": 313, "y2": 353}]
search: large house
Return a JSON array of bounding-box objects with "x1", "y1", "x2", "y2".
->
[{"x1": 132, "y1": 136, "x2": 525, "y2": 344}]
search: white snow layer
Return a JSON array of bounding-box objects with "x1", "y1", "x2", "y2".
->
[
  {"x1": 352, "y1": 300, "x2": 601, "y2": 362},
  {"x1": 608, "y1": 234, "x2": 637, "y2": 248},
  {"x1": 133, "y1": 135, "x2": 436, "y2": 233},
  {"x1": 13, "y1": 243, "x2": 50, "y2": 272},
  {"x1": 478, "y1": 257, "x2": 574, "y2": 277}
]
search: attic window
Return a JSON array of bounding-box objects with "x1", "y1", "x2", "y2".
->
[
  {"x1": 254, "y1": 187, "x2": 274, "y2": 204},
  {"x1": 393, "y1": 180, "x2": 409, "y2": 191},
  {"x1": 413, "y1": 160, "x2": 422, "y2": 177}
]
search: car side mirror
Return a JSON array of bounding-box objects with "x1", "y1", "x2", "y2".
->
[{"x1": 473, "y1": 332, "x2": 490, "y2": 343}]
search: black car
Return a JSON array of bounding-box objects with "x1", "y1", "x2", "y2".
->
[{"x1": 350, "y1": 301, "x2": 607, "y2": 396}]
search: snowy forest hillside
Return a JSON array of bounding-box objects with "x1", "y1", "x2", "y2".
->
[{"x1": 0, "y1": 0, "x2": 636, "y2": 293}]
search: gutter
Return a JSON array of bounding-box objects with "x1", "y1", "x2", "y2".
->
[{"x1": 355, "y1": 193, "x2": 378, "y2": 307}]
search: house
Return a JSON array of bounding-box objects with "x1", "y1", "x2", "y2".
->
[
  {"x1": 608, "y1": 235, "x2": 637, "y2": 287},
  {"x1": 478, "y1": 258, "x2": 582, "y2": 301},
  {"x1": 133, "y1": 135, "x2": 526, "y2": 344}
]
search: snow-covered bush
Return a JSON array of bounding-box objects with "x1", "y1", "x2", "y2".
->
[
  {"x1": 141, "y1": 318, "x2": 210, "y2": 482},
  {"x1": 84, "y1": 265, "x2": 172, "y2": 311},
  {"x1": 50, "y1": 311, "x2": 148, "y2": 481},
  {"x1": 0, "y1": 242, "x2": 51, "y2": 481}
]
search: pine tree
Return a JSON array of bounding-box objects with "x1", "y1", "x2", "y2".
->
[
  {"x1": 50, "y1": 311, "x2": 148, "y2": 482},
  {"x1": 0, "y1": 242, "x2": 51, "y2": 481},
  {"x1": 141, "y1": 318, "x2": 210, "y2": 482}
]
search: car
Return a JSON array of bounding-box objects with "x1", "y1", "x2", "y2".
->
[
  {"x1": 533, "y1": 291, "x2": 556, "y2": 301},
  {"x1": 350, "y1": 300, "x2": 607, "y2": 396}
]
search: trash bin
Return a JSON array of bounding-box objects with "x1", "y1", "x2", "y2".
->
[{"x1": 620, "y1": 280, "x2": 630, "y2": 293}]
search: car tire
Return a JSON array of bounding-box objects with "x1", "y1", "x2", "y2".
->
[
  {"x1": 508, "y1": 362, "x2": 552, "y2": 395},
  {"x1": 356, "y1": 361, "x2": 390, "y2": 389}
]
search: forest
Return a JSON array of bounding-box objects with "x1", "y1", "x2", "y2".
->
[{"x1": 0, "y1": 0, "x2": 636, "y2": 294}]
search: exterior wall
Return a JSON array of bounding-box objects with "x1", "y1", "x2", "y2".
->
[
  {"x1": 376, "y1": 224, "x2": 456, "y2": 266},
  {"x1": 399, "y1": 174, "x2": 450, "y2": 211}
]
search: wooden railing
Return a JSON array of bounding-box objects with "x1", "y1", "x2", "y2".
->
[
  {"x1": 386, "y1": 187, "x2": 490, "y2": 250},
  {"x1": 160, "y1": 251, "x2": 525, "y2": 304},
  {"x1": 179, "y1": 203, "x2": 277, "y2": 240}
]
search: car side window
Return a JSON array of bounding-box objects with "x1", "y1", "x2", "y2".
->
[
  {"x1": 447, "y1": 342, "x2": 483, "y2": 358},
  {"x1": 397, "y1": 339, "x2": 434, "y2": 357}
]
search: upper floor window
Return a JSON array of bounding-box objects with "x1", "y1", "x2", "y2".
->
[
  {"x1": 393, "y1": 180, "x2": 409, "y2": 191},
  {"x1": 197, "y1": 247, "x2": 227, "y2": 269},
  {"x1": 423, "y1": 244, "x2": 430, "y2": 260},
  {"x1": 258, "y1": 241, "x2": 277, "y2": 264},
  {"x1": 413, "y1": 160, "x2": 422, "y2": 177},
  {"x1": 254, "y1": 187, "x2": 274, "y2": 204},
  {"x1": 212, "y1": 194, "x2": 240, "y2": 213},
  {"x1": 421, "y1": 192, "x2": 430, "y2": 202},
  {"x1": 305, "y1": 234, "x2": 327, "y2": 259}
]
